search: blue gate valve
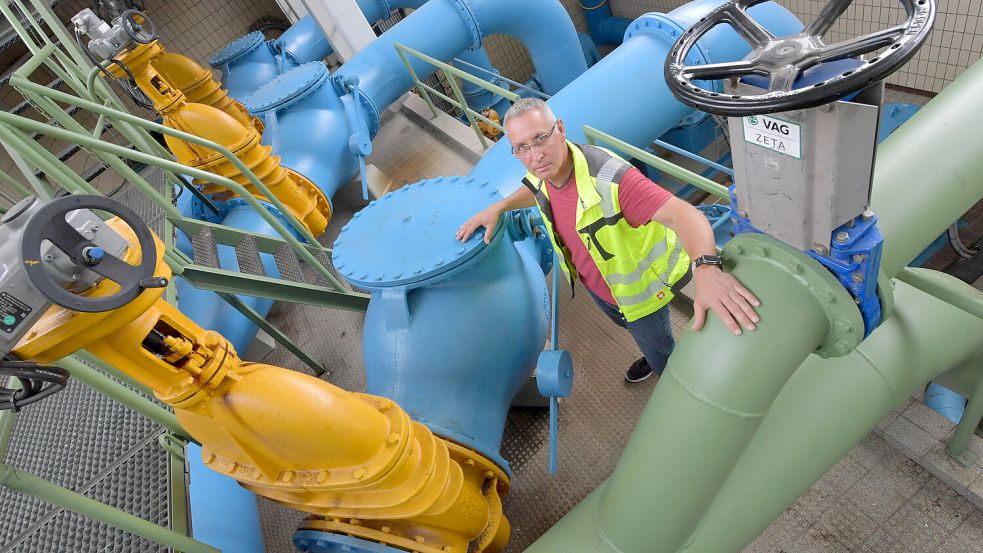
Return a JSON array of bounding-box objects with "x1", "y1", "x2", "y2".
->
[
  {"x1": 536, "y1": 250, "x2": 574, "y2": 474},
  {"x1": 339, "y1": 75, "x2": 374, "y2": 200}
]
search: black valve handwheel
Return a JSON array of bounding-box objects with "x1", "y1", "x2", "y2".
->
[
  {"x1": 20, "y1": 195, "x2": 158, "y2": 313},
  {"x1": 120, "y1": 9, "x2": 158, "y2": 44},
  {"x1": 664, "y1": 0, "x2": 935, "y2": 116}
]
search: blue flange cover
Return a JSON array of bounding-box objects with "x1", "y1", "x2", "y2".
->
[
  {"x1": 209, "y1": 31, "x2": 266, "y2": 67},
  {"x1": 242, "y1": 62, "x2": 329, "y2": 113},
  {"x1": 332, "y1": 176, "x2": 503, "y2": 290}
]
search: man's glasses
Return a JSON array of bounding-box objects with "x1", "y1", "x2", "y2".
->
[{"x1": 511, "y1": 122, "x2": 558, "y2": 156}]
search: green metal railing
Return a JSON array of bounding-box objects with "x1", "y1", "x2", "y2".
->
[
  {"x1": 0, "y1": 2, "x2": 363, "y2": 546},
  {"x1": 4, "y1": 50, "x2": 370, "y2": 343},
  {"x1": 583, "y1": 125, "x2": 731, "y2": 201},
  {"x1": 394, "y1": 42, "x2": 520, "y2": 149}
]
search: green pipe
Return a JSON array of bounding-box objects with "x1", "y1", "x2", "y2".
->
[
  {"x1": 0, "y1": 464, "x2": 219, "y2": 553},
  {"x1": 895, "y1": 267, "x2": 983, "y2": 320},
  {"x1": 53, "y1": 358, "x2": 192, "y2": 442},
  {"x1": 872, "y1": 58, "x2": 983, "y2": 277},
  {"x1": 673, "y1": 276, "x2": 983, "y2": 552},
  {"x1": 528, "y1": 233, "x2": 863, "y2": 553},
  {"x1": 529, "y1": 56, "x2": 983, "y2": 553},
  {"x1": 0, "y1": 380, "x2": 21, "y2": 463}
]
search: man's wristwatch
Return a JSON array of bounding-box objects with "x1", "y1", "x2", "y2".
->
[{"x1": 692, "y1": 255, "x2": 723, "y2": 270}]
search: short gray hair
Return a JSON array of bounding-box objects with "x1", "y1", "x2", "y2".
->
[{"x1": 503, "y1": 97, "x2": 556, "y2": 131}]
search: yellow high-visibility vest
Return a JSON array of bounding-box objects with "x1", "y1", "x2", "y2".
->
[{"x1": 522, "y1": 142, "x2": 690, "y2": 322}]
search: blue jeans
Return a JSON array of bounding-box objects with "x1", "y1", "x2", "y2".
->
[{"x1": 588, "y1": 290, "x2": 675, "y2": 375}]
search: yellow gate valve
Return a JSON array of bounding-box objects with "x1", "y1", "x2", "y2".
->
[
  {"x1": 478, "y1": 108, "x2": 503, "y2": 141},
  {"x1": 162, "y1": 102, "x2": 332, "y2": 236},
  {"x1": 110, "y1": 41, "x2": 262, "y2": 134},
  {"x1": 114, "y1": 56, "x2": 331, "y2": 237},
  {"x1": 13, "y1": 219, "x2": 510, "y2": 553}
]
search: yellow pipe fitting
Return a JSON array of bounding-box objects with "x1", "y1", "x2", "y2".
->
[
  {"x1": 108, "y1": 42, "x2": 330, "y2": 235},
  {"x1": 112, "y1": 42, "x2": 261, "y2": 132},
  {"x1": 13, "y1": 223, "x2": 511, "y2": 552},
  {"x1": 162, "y1": 103, "x2": 331, "y2": 236}
]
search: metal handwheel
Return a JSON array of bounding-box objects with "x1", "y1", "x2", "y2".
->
[
  {"x1": 120, "y1": 9, "x2": 158, "y2": 44},
  {"x1": 20, "y1": 195, "x2": 160, "y2": 313},
  {"x1": 664, "y1": 0, "x2": 935, "y2": 116}
]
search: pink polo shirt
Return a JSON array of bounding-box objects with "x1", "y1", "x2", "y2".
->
[{"x1": 549, "y1": 167, "x2": 673, "y2": 305}]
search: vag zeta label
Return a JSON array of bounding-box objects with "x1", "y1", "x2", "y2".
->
[{"x1": 742, "y1": 115, "x2": 801, "y2": 159}]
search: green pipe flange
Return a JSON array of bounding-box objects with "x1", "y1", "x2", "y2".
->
[{"x1": 722, "y1": 233, "x2": 864, "y2": 358}]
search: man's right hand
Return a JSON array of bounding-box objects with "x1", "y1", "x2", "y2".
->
[{"x1": 456, "y1": 202, "x2": 504, "y2": 244}]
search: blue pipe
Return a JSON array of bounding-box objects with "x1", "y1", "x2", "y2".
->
[
  {"x1": 187, "y1": 443, "x2": 264, "y2": 552},
  {"x1": 578, "y1": 31, "x2": 602, "y2": 66},
  {"x1": 210, "y1": 0, "x2": 424, "y2": 101},
  {"x1": 580, "y1": 0, "x2": 631, "y2": 46},
  {"x1": 174, "y1": 193, "x2": 281, "y2": 355},
  {"x1": 471, "y1": 0, "x2": 803, "y2": 197},
  {"x1": 925, "y1": 382, "x2": 967, "y2": 424},
  {"x1": 245, "y1": 0, "x2": 586, "y2": 205},
  {"x1": 454, "y1": 48, "x2": 511, "y2": 113}
]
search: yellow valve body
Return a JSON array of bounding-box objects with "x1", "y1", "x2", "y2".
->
[
  {"x1": 162, "y1": 103, "x2": 331, "y2": 236},
  {"x1": 112, "y1": 42, "x2": 261, "y2": 133},
  {"x1": 12, "y1": 219, "x2": 509, "y2": 552},
  {"x1": 109, "y1": 42, "x2": 331, "y2": 236}
]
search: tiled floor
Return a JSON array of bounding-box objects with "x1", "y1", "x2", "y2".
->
[{"x1": 748, "y1": 405, "x2": 983, "y2": 552}]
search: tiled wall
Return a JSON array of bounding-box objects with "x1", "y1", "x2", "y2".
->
[
  {"x1": 483, "y1": 0, "x2": 588, "y2": 87},
  {"x1": 0, "y1": 0, "x2": 285, "y2": 207},
  {"x1": 611, "y1": 0, "x2": 983, "y2": 94},
  {"x1": 52, "y1": 0, "x2": 286, "y2": 67}
]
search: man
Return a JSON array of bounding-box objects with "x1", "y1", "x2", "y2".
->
[{"x1": 456, "y1": 98, "x2": 760, "y2": 383}]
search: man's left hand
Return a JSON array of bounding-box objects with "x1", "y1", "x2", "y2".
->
[{"x1": 691, "y1": 266, "x2": 760, "y2": 336}]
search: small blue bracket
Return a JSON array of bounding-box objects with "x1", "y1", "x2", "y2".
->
[
  {"x1": 338, "y1": 76, "x2": 374, "y2": 200},
  {"x1": 729, "y1": 187, "x2": 884, "y2": 336},
  {"x1": 535, "y1": 250, "x2": 574, "y2": 475}
]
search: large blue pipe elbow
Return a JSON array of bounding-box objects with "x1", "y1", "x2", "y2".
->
[
  {"x1": 580, "y1": 0, "x2": 631, "y2": 46},
  {"x1": 471, "y1": 0, "x2": 804, "y2": 197},
  {"x1": 249, "y1": 0, "x2": 586, "y2": 203}
]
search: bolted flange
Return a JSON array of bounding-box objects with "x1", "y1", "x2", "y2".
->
[{"x1": 722, "y1": 233, "x2": 864, "y2": 358}]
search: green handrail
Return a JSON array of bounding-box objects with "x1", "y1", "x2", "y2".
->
[
  {"x1": 0, "y1": 166, "x2": 31, "y2": 200},
  {"x1": 393, "y1": 42, "x2": 519, "y2": 148},
  {"x1": 583, "y1": 125, "x2": 731, "y2": 201},
  {"x1": 3, "y1": 79, "x2": 347, "y2": 293}
]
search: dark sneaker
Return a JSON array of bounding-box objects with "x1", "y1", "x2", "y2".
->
[{"x1": 625, "y1": 357, "x2": 654, "y2": 383}]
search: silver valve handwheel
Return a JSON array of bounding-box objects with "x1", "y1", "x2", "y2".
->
[{"x1": 664, "y1": 0, "x2": 935, "y2": 116}]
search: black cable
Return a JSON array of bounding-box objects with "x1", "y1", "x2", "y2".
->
[
  {"x1": 0, "y1": 361, "x2": 70, "y2": 412},
  {"x1": 74, "y1": 27, "x2": 156, "y2": 111}
]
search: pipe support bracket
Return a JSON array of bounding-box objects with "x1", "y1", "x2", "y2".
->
[{"x1": 722, "y1": 233, "x2": 864, "y2": 358}]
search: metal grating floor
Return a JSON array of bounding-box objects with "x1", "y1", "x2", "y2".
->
[{"x1": 0, "y1": 372, "x2": 171, "y2": 553}]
